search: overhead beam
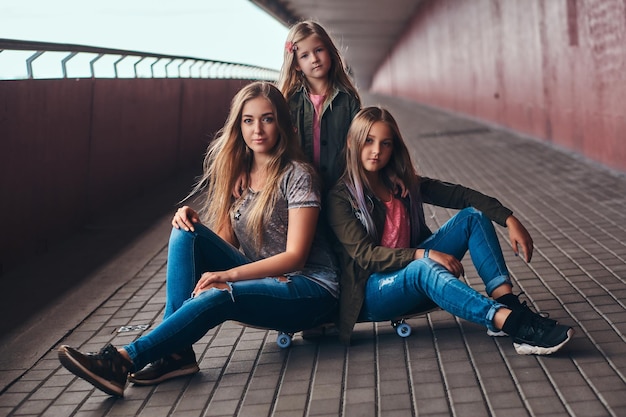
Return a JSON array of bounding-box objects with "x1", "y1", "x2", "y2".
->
[{"x1": 250, "y1": 0, "x2": 300, "y2": 26}]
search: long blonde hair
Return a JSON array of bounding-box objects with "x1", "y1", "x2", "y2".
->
[
  {"x1": 277, "y1": 20, "x2": 360, "y2": 102},
  {"x1": 190, "y1": 82, "x2": 306, "y2": 249},
  {"x1": 342, "y1": 107, "x2": 419, "y2": 241}
]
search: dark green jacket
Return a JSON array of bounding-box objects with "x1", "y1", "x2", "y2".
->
[
  {"x1": 288, "y1": 86, "x2": 361, "y2": 194},
  {"x1": 326, "y1": 177, "x2": 513, "y2": 344}
]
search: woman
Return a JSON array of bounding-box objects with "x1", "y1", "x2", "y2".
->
[{"x1": 58, "y1": 82, "x2": 339, "y2": 397}]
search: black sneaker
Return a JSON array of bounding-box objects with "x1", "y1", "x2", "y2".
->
[
  {"x1": 511, "y1": 311, "x2": 574, "y2": 355},
  {"x1": 128, "y1": 347, "x2": 199, "y2": 386},
  {"x1": 58, "y1": 343, "x2": 131, "y2": 397},
  {"x1": 489, "y1": 292, "x2": 558, "y2": 337}
]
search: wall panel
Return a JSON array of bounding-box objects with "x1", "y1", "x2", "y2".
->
[
  {"x1": 371, "y1": 0, "x2": 626, "y2": 173},
  {"x1": 0, "y1": 78, "x2": 250, "y2": 274}
]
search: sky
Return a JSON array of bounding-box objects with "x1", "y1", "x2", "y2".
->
[{"x1": 0, "y1": 0, "x2": 289, "y2": 71}]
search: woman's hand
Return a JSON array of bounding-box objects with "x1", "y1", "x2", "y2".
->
[
  {"x1": 192, "y1": 270, "x2": 234, "y2": 296},
  {"x1": 172, "y1": 206, "x2": 200, "y2": 232},
  {"x1": 506, "y1": 215, "x2": 533, "y2": 262},
  {"x1": 418, "y1": 249, "x2": 465, "y2": 278}
]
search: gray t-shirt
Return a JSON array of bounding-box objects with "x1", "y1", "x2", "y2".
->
[{"x1": 231, "y1": 161, "x2": 339, "y2": 297}]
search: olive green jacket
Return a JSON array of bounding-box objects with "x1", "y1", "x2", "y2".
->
[
  {"x1": 288, "y1": 86, "x2": 361, "y2": 193},
  {"x1": 326, "y1": 177, "x2": 513, "y2": 344}
]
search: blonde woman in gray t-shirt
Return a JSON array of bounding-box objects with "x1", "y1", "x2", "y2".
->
[{"x1": 58, "y1": 82, "x2": 339, "y2": 397}]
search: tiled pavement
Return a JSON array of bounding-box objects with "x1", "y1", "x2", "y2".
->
[{"x1": 1, "y1": 92, "x2": 625, "y2": 417}]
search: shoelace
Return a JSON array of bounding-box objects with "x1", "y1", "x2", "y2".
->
[
  {"x1": 88, "y1": 344, "x2": 130, "y2": 375},
  {"x1": 516, "y1": 292, "x2": 552, "y2": 319},
  {"x1": 520, "y1": 307, "x2": 559, "y2": 342},
  {"x1": 84, "y1": 345, "x2": 112, "y2": 359}
]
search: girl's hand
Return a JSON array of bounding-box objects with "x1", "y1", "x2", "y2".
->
[
  {"x1": 172, "y1": 206, "x2": 200, "y2": 232},
  {"x1": 419, "y1": 249, "x2": 465, "y2": 278},
  {"x1": 192, "y1": 271, "x2": 234, "y2": 296},
  {"x1": 390, "y1": 175, "x2": 408, "y2": 198},
  {"x1": 232, "y1": 173, "x2": 247, "y2": 198},
  {"x1": 506, "y1": 215, "x2": 533, "y2": 262}
]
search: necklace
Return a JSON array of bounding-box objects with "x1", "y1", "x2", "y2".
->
[{"x1": 233, "y1": 192, "x2": 250, "y2": 221}]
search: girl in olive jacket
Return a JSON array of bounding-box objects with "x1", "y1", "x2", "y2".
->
[
  {"x1": 326, "y1": 106, "x2": 573, "y2": 356},
  {"x1": 277, "y1": 20, "x2": 361, "y2": 193}
]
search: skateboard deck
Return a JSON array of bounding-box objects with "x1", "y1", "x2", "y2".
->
[{"x1": 239, "y1": 301, "x2": 440, "y2": 348}]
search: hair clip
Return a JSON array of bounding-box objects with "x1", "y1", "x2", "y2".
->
[{"x1": 285, "y1": 41, "x2": 297, "y2": 53}]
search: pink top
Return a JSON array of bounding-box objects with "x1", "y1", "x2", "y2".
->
[
  {"x1": 380, "y1": 196, "x2": 410, "y2": 248},
  {"x1": 309, "y1": 93, "x2": 325, "y2": 167}
]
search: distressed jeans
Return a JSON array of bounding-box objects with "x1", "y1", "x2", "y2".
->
[
  {"x1": 359, "y1": 208, "x2": 510, "y2": 332},
  {"x1": 124, "y1": 223, "x2": 337, "y2": 370}
]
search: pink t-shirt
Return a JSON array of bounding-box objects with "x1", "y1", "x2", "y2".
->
[
  {"x1": 309, "y1": 93, "x2": 325, "y2": 167},
  {"x1": 380, "y1": 197, "x2": 410, "y2": 248}
]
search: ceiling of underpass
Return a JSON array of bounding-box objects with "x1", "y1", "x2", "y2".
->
[{"x1": 251, "y1": 0, "x2": 424, "y2": 89}]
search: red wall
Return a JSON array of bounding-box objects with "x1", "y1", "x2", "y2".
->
[
  {"x1": 371, "y1": 0, "x2": 626, "y2": 173},
  {"x1": 0, "y1": 78, "x2": 248, "y2": 273}
]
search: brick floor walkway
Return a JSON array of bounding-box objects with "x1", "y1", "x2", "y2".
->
[{"x1": 1, "y1": 92, "x2": 625, "y2": 417}]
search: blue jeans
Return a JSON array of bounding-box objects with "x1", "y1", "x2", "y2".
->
[
  {"x1": 124, "y1": 224, "x2": 337, "y2": 370},
  {"x1": 359, "y1": 208, "x2": 509, "y2": 332}
]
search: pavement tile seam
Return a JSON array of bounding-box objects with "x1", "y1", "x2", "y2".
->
[
  {"x1": 499, "y1": 246, "x2": 626, "y2": 390},
  {"x1": 457, "y1": 325, "x2": 506, "y2": 407},
  {"x1": 237, "y1": 334, "x2": 290, "y2": 415},
  {"x1": 377, "y1": 326, "x2": 414, "y2": 414},
  {"x1": 420, "y1": 119, "x2": 624, "y2": 412},
  {"x1": 525, "y1": 210, "x2": 625, "y2": 290}
]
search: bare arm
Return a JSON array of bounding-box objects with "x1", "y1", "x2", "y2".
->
[{"x1": 193, "y1": 206, "x2": 318, "y2": 295}]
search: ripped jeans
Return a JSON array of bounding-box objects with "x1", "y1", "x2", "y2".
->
[
  {"x1": 124, "y1": 223, "x2": 337, "y2": 371},
  {"x1": 358, "y1": 208, "x2": 510, "y2": 333}
]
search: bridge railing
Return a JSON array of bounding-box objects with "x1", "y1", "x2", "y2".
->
[
  {"x1": 1, "y1": 39, "x2": 276, "y2": 276},
  {"x1": 0, "y1": 38, "x2": 279, "y2": 80}
]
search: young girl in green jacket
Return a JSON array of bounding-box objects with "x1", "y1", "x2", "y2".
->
[
  {"x1": 277, "y1": 20, "x2": 361, "y2": 193},
  {"x1": 327, "y1": 106, "x2": 574, "y2": 355}
]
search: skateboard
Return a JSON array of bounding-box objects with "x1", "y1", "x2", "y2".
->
[{"x1": 269, "y1": 301, "x2": 441, "y2": 348}]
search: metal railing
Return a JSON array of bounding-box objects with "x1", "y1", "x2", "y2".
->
[{"x1": 0, "y1": 39, "x2": 279, "y2": 81}]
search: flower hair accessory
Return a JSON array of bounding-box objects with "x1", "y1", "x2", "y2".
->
[{"x1": 285, "y1": 41, "x2": 297, "y2": 53}]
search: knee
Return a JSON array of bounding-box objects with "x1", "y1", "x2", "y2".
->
[
  {"x1": 169, "y1": 226, "x2": 195, "y2": 247},
  {"x1": 461, "y1": 207, "x2": 492, "y2": 227},
  {"x1": 187, "y1": 285, "x2": 233, "y2": 305},
  {"x1": 408, "y1": 258, "x2": 452, "y2": 277},
  {"x1": 460, "y1": 207, "x2": 482, "y2": 219},
  {"x1": 403, "y1": 259, "x2": 451, "y2": 289},
  {"x1": 405, "y1": 259, "x2": 433, "y2": 278}
]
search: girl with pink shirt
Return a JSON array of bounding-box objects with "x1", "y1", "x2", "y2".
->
[{"x1": 327, "y1": 106, "x2": 574, "y2": 355}]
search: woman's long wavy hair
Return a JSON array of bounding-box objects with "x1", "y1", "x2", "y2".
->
[
  {"x1": 277, "y1": 20, "x2": 360, "y2": 103},
  {"x1": 341, "y1": 106, "x2": 419, "y2": 241},
  {"x1": 188, "y1": 81, "x2": 307, "y2": 250}
]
